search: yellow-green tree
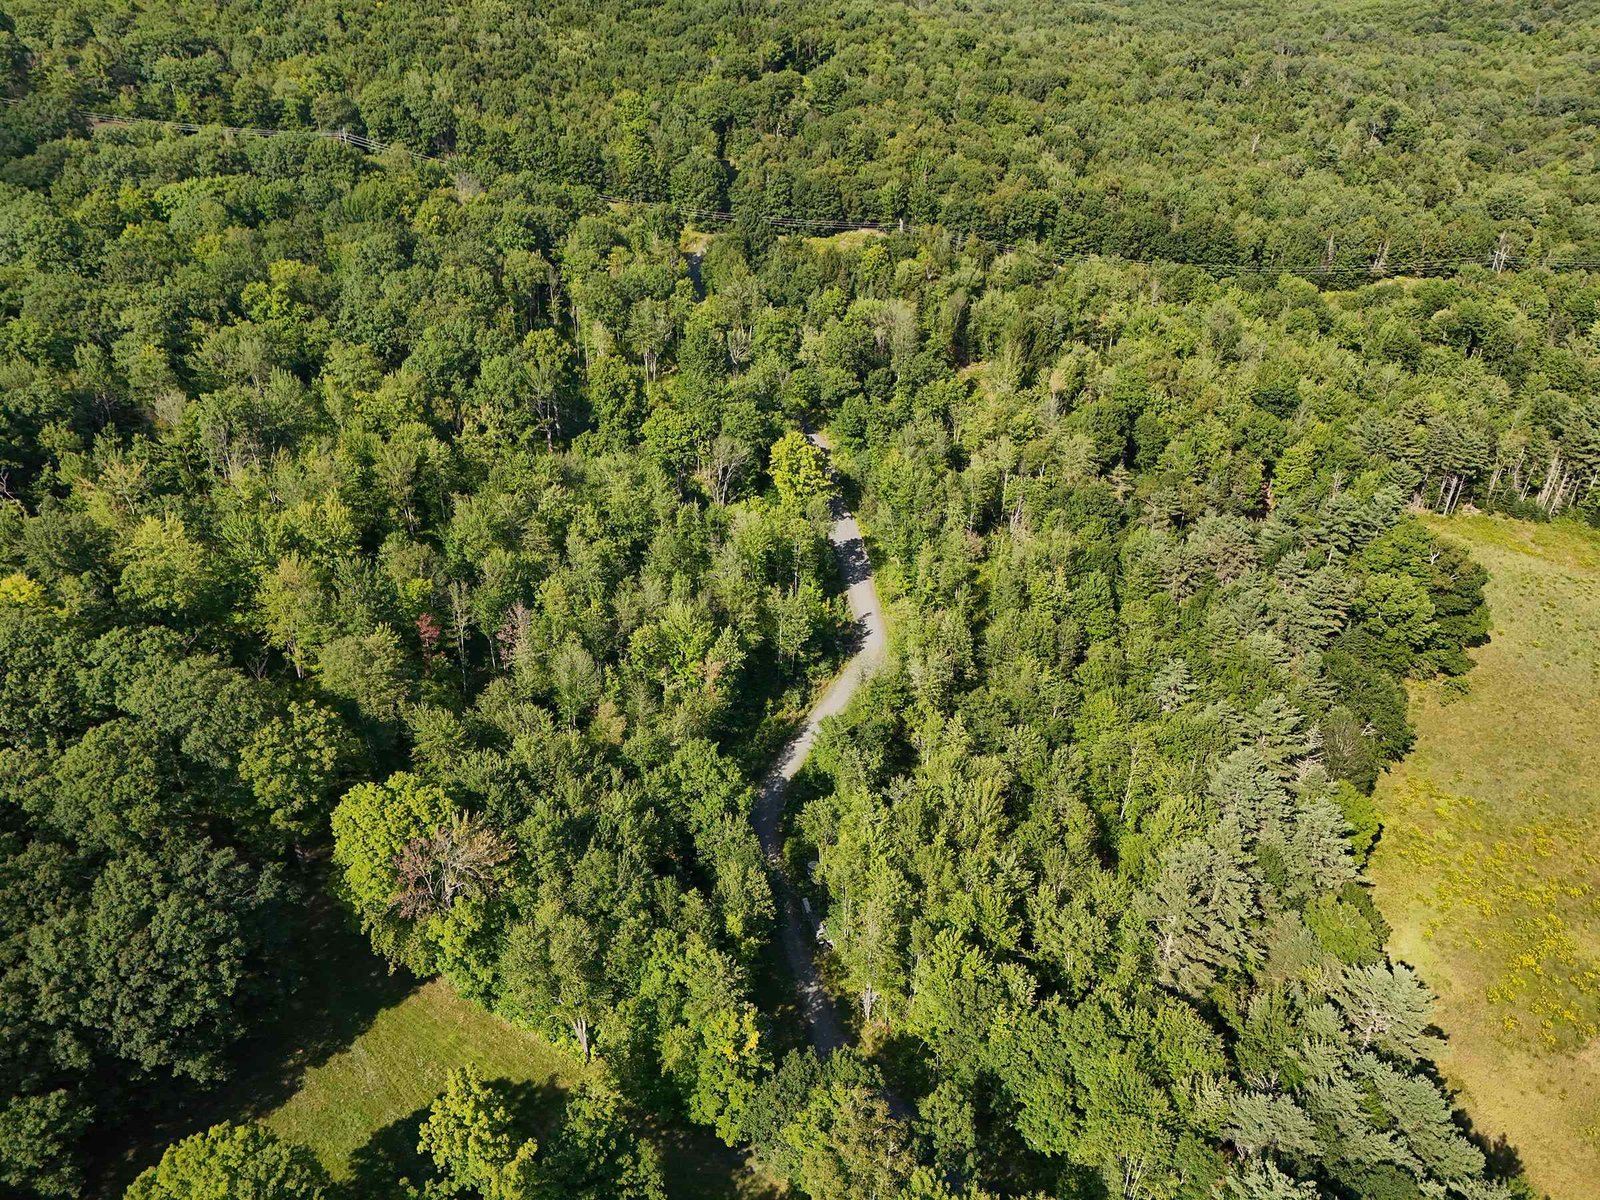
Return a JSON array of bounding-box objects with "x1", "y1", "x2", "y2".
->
[{"x1": 768, "y1": 431, "x2": 832, "y2": 510}]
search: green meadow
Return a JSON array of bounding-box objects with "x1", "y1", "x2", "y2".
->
[{"x1": 1371, "y1": 514, "x2": 1600, "y2": 1198}]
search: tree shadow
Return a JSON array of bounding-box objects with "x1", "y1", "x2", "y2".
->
[
  {"x1": 1452, "y1": 1111, "x2": 1528, "y2": 1184},
  {"x1": 88, "y1": 887, "x2": 417, "y2": 1197},
  {"x1": 1478, "y1": 1131, "x2": 1527, "y2": 1182},
  {"x1": 1398, "y1": 990, "x2": 1529, "y2": 1188},
  {"x1": 832, "y1": 526, "x2": 874, "y2": 594},
  {"x1": 496, "y1": 1077, "x2": 569, "y2": 1143},
  {"x1": 830, "y1": 466, "x2": 864, "y2": 520},
  {"x1": 877, "y1": 1028, "x2": 937, "y2": 1099},
  {"x1": 341, "y1": 1077, "x2": 566, "y2": 1198},
  {"x1": 334, "y1": 1048, "x2": 770, "y2": 1200},
  {"x1": 230, "y1": 901, "x2": 417, "y2": 1120},
  {"x1": 652, "y1": 1121, "x2": 779, "y2": 1200},
  {"x1": 343, "y1": 1104, "x2": 432, "y2": 1198}
]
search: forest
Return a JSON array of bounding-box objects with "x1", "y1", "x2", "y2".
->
[{"x1": 0, "y1": 0, "x2": 1596, "y2": 1197}]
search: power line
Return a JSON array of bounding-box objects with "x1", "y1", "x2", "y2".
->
[{"x1": 6, "y1": 99, "x2": 1594, "y2": 282}]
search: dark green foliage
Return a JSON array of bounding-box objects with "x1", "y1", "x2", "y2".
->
[
  {"x1": 80, "y1": 842, "x2": 284, "y2": 1081},
  {"x1": 0, "y1": 1091, "x2": 89, "y2": 1199}
]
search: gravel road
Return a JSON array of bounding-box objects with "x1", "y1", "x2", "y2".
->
[{"x1": 750, "y1": 431, "x2": 887, "y2": 1055}]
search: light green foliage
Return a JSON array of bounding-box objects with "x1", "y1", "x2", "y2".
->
[
  {"x1": 417, "y1": 1066, "x2": 537, "y2": 1199},
  {"x1": 1336, "y1": 963, "x2": 1437, "y2": 1061},
  {"x1": 114, "y1": 514, "x2": 230, "y2": 623},
  {"x1": 541, "y1": 1080, "x2": 667, "y2": 1200},
  {"x1": 255, "y1": 553, "x2": 332, "y2": 674},
  {"x1": 771, "y1": 581, "x2": 826, "y2": 667},
  {"x1": 330, "y1": 773, "x2": 456, "y2": 970},
  {"x1": 1226, "y1": 1160, "x2": 1319, "y2": 1200},
  {"x1": 1355, "y1": 572, "x2": 1436, "y2": 669},
  {"x1": 768, "y1": 432, "x2": 831, "y2": 510},
  {"x1": 775, "y1": 1080, "x2": 914, "y2": 1200},
  {"x1": 0, "y1": 570, "x2": 46, "y2": 607},
  {"x1": 316, "y1": 625, "x2": 414, "y2": 734},
  {"x1": 633, "y1": 934, "x2": 768, "y2": 1145},
  {"x1": 548, "y1": 639, "x2": 603, "y2": 728},
  {"x1": 496, "y1": 899, "x2": 613, "y2": 1061},
  {"x1": 124, "y1": 1123, "x2": 330, "y2": 1200},
  {"x1": 0, "y1": 0, "x2": 1590, "y2": 1192},
  {"x1": 586, "y1": 358, "x2": 648, "y2": 449},
  {"x1": 425, "y1": 1071, "x2": 674, "y2": 1200}
]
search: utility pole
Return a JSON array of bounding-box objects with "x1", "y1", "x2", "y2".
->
[{"x1": 1492, "y1": 230, "x2": 1511, "y2": 274}]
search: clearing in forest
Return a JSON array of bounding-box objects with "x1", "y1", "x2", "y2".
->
[
  {"x1": 1370, "y1": 514, "x2": 1600, "y2": 1198},
  {"x1": 262, "y1": 979, "x2": 577, "y2": 1182},
  {"x1": 259, "y1": 977, "x2": 774, "y2": 1198}
]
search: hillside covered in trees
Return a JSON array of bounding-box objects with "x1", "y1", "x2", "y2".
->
[{"x1": 0, "y1": 0, "x2": 1596, "y2": 1198}]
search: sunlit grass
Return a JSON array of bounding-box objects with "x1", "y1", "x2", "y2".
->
[
  {"x1": 260, "y1": 977, "x2": 779, "y2": 1198},
  {"x1": 263, "y1": 978, "x2": 579, "y2": 1180},
  {"x1": 1371, "y1": 513, "x2": 1600, "y2": 1197}
]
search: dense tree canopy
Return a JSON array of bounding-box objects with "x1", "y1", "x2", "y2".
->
[{"x1": 0, "y1": 0, "x2": 1589, "y2": 1196}]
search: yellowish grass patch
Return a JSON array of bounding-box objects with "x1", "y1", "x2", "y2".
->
[{"x1": 1371, "y1": 513, "x2": 1600, "y2": 1197}]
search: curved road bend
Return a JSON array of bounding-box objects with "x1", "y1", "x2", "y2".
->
[{"x1": 752, "y1": 430, "x2": 888, "y2": 1056}]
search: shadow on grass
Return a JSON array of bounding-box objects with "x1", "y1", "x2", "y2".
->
[
  {"x1": 342, "y1": 1104, "x2": 431, "y2": 1198},
  {"x1": 1454, "y1": 1111, "x2": 1529, "y2": 1185},
  {"x1": 1406, "y1": 994, "x2": 1530, "y2": 1188},
  {"x1": 89, "y1": 884, "x2": 416, "y2": 1197},
  {"x1": 340, "y1": 1077, "x2": 566, "y2": 1199}
]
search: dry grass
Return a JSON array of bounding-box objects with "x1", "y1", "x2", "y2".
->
[
  {"x1": 1370, "y1": 513, "x2": 1600, "y2": 1198},
  {"x1": 803, "y1": 227, "x2": 886, "y2": 252},
  {"x1": 680, "y1": 227, "x2": 714, "y2": 256}
]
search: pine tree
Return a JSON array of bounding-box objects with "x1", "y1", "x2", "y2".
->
[
  {"x1": 1143, "y1": 822, "x2": 1261, "y2": 995},
  {"x1": 1336, "y1": 964, "x2": 1436, "y2": 1061}
]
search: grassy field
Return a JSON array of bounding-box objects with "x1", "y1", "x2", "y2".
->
[
  {"x1": 1369, "y1": 514, "x2": 1600, "y2": 1198},
  {"x1": 259, "y1": 975, "x2": 779, "y2": 1198},
  {"x1": 94, "y1": 898, "x2": 776, "y2": 1199},
  {"x1": 262, "y1": 978, "x2": 578, "y2": 1181}
]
